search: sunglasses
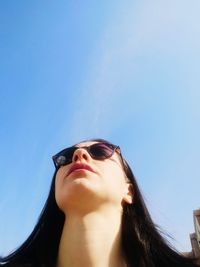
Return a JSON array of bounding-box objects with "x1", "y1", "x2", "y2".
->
[{"x1": 52, "y1": 142, "x2": 120, "y2": 169}]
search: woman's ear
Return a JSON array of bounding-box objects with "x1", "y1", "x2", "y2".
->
[{"x1": 122, "y1": 183, "x2": 133, "y2": 204}]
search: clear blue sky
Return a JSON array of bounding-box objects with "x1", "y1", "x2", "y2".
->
[{"x1": 0, "y1": 0, "x2": 200, "y2": 256}]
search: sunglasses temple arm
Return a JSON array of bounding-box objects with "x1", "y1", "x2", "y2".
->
[
  {"x1": 116, "y1": 147, "x2": 127, "y2": 176},
  {"x1": 52, "y1": 156, "x2": 58, "y2": 169}
]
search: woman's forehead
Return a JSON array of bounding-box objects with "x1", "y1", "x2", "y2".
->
[{"x1": 75, "y1": 141, "x2": 98, "y2": 147}]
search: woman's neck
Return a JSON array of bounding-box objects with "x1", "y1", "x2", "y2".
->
[{"x1": 56, "y1": 208, "x2": 127, "y2": 267}]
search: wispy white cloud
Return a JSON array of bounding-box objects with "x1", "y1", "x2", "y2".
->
[{"x1": 63, "y1": 1, "x2": 200, "y2": 143}]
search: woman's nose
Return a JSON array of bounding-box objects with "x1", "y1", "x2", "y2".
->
[{"x1": 72, "y1": 148, "x2": 90, "y2": 162}]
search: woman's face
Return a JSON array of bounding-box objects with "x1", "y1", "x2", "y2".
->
[{"x1": 55, "y1": 141, "x2": 133, "y2": 215}]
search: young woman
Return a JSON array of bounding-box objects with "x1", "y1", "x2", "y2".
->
[{"x1": 0, "y1": 139, "x2": 198, "y2": 267}]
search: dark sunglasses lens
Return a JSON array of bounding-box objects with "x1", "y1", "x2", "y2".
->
[
  {"x1": 90, "y1": 143, "x2": 114, "y2": 159},
  {"x1": 55, "y1": 147, "x2": 76, "y2": 166}
]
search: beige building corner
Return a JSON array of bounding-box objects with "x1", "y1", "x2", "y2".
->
[{"x1": 187, "y1": 209, "x2": 200, "y2": 265}]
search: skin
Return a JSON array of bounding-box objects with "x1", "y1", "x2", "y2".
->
[{"x1": 55, "y1": 141, "x2": 133, "y2": 267}]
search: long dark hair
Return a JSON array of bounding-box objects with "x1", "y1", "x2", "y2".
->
[{"x1": 0, "y1": 139, "x2": 198, "y2": 267}]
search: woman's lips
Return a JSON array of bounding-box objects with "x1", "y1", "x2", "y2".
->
[{"x1": 67, "y1": 163, "x2": 95, "y2": 176}]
